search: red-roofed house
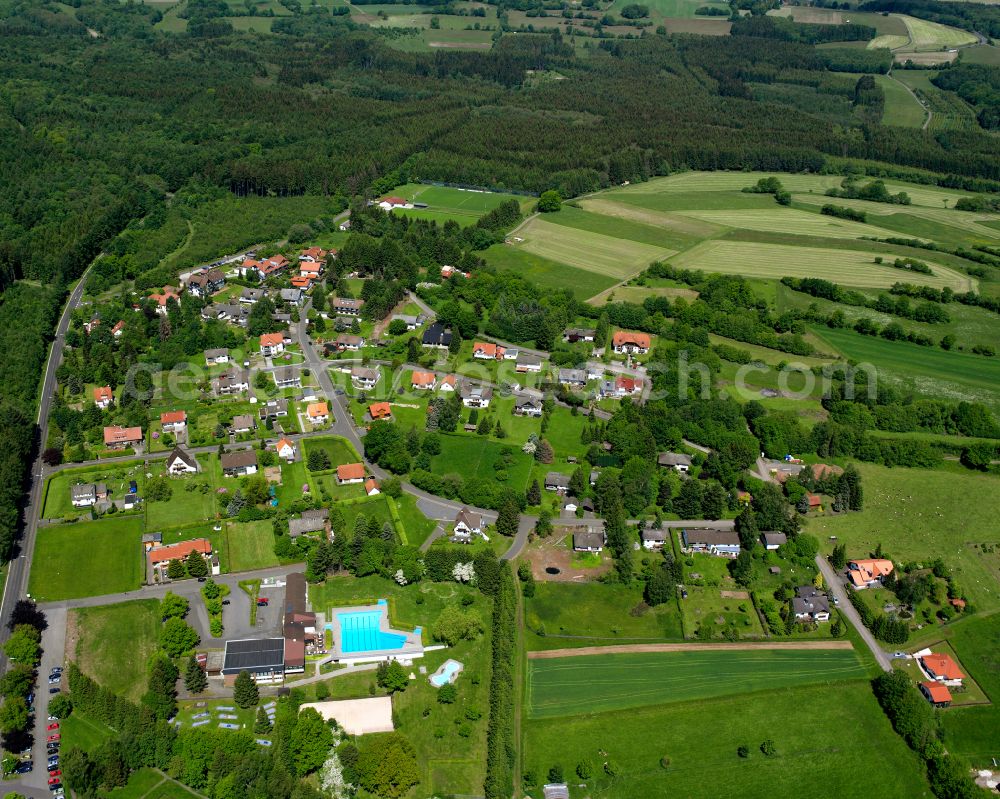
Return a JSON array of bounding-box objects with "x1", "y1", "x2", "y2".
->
[
  {"x1": 337, "y1": 463, "x2": 365, "y2": 485},
  {"x1": 260, "y1": 254, "x2": 290, "y2": 277},
  {"x1": 919, "y1": 681, "x2": 952, "y2": 707},
  {"x1": 920, "y1": 653, "x2": 964, "y2": 686},
  {"x1": 616, "y1": 376, "x2": 641, "y2": 395},
  {"x1": 275, "y1": 438, "x2": 296, "y2": 462},
  {"x1": 103, "y1": 425, "x2": 143, "y2": 450},
  {"x1": 365, "y1": 478, "x2": 380, "y2": 497},
  {"x1": 307, "y1": 402, "x2": 329, "y2": 424},
  {"x1": 94, "y1": 386, "x2": 113, "y2": 410},
  {"x1": 260, "y1": 332, "x2": 285, "y2": 357},
  {"x1": 612, "y1": 331, "x2": 651, "y2": 354},
  {"x1": 290, "y1": 275, "x2": 313, "y2": 289},
  {"x1": 441, "y1": 265, "x2": 470, "y2": 279},
  {"x1": 148, "y1": 538, "x2": 212, "y2": 573},
  {"x1": 160, "y1": 410, "x2": 187, "y2": 433},
  {"x1": 378, "y1": 196, "x2": 410, "y2": 211},
  {"x1": 847, "y1": 559, "x2": 894, "y2": 590},
  {"x1": 299, "y1": 247, "x2": 327, "y2": 263},
  {"x1": 411, "y1": 371, "x2": 436, "y2": 390},
  {"x1": 238, "y1": 258, "x2": 264, "y2": 279},
  {"x1": 299, "y1": 262, "x2": 322, "y2": 279},
  {"x1": 806, "y1": 493, "x2": 823, "y2": 510},
  {"x1": 473, "y1": 342, "x2": 505, "y2": 360},
  {"x1": 149, "y1": 286, "x2": 180, "y2": 315},
  {"x1": 439, "y1": 375, "x2": 457, "y2": 392},
  {"x1": 111, "y1": 320, "x2": 125, "y2": 338},
  {"x1": 369, "y1": 402, "x2": 392, "y2": 420}
]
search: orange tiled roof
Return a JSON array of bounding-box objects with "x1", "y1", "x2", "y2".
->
[
  {"x1": 307, "y1": 402, "x2": 329, "y2": 418},
  {"x1": 160, "y1": 410, "x2": 186, "y2": 424},
  {"x1": 613, "y1": 331, "x2": 651, "y2": 349},
  {"x1": 260, "y1": 332, "x2": 284, "y2": 347},
  {"x1": 148, "y1": 538, "x2": 212, "y2": 565},
  {"x1": 369, "y1": 402, "x2": 392, "y2": 419},
  {"x1": 94, "y1": 386, "x2": 113, "y2": 403},
  {"x1": 103, "y1": 425, "x2": 143, "y2": 445},
  {"x1": 921, "y1": 681, "x2": 952, "y2": 703},
  {"x1": 337, "y1": 463, "x2": 365, "y2": 481},
  {"x1": 412, "y1": 371, "x2": 435, "y2": 386},
  {"x1": 922, "y1": 653, "x2": 964, "y2": 681}
]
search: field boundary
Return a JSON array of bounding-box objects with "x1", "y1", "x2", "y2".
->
[{"x1": 527, "y1": 641, "x2": 855, "y2": 658}]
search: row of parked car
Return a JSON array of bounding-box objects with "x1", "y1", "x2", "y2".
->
[{"x1": 13, "y1": 665, "x2": 65, "y2": 795}]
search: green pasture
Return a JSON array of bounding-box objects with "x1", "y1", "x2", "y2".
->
[
  {"x1": 29, "y1": 516, "x2": 143, "y2": 600},
  {"x1": 395, "y1": 183, "x2": 530, "y2": 215},
  {"x1": 670, "y1": 240, "x2": 972, "y2": 290},
  {"x1": 876, "y1": 75, "x2": 927, "y2": 128},
  {"x1": 524, "y1": 581, "x2": 683, "y2": 650},
  {"x1": 513, "y1": 217, "x2": 675, "y2": 279},
  {"x1": 900, "y1": 13, "x2": 978, "y2": 50},
  {"x1": 72, "y1": 599, "x2": 161, "y2": 702},
  {"x1": 810, "y1": 326, "x2": 1000, "y2": 411},
  {"x1": 524, "y1": 681, "x2": 928, "y2": 799},
  {"x1": 526, "y1": 648, "x2": 866, "y2": 718},
  {"x1": 892, "y1": 71, "x2": 980, "y2": 132},
  {"x1": 807, "y1": 463, "x2": 1000, "y2": 611}
]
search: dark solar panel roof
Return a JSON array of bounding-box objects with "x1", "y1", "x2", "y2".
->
[{"x1": 222, "y1": 638, "x2": 285, "y2": 672}]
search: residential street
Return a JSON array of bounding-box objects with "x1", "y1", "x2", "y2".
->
[{"x1": 815, "y1": 555, "x2": 891, "y2": 673}]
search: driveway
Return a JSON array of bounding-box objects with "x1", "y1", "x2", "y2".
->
[{"x1": 815, "y1": 555, "x2": 891, "y2": 672}]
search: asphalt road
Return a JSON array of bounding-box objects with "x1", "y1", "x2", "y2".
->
[{"x1": 815, "y1": 555, "x2": 891, "y2": 673}]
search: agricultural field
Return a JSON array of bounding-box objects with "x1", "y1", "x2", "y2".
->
[
  {"x1": 546, "y1": 204, "x2": 701, "y2": 251},
  {"x1": 810, "y1": 326, "x2": 1000, "y2": 411},
  {"x1": 29, "y1": 516, "x2": 144, "y2": 600},
  {"x1": 71, "y1": 600, "x2": 161, "y2": 702},
  {"x1": 807, "y1": 463, "x2": 1000, "y2": 611},
  {"x1": 670, "y1": 240, "x2": 971, "y2": 291},
  {"x1": 391, "y1": 183, "x2": 532, "y2": 223},
  {"x1": 510, "y1": 216, "x2": 677, "y2": 280},
  {"x1": 526, "y1": 648, "x2": 865, "y2": 718},
  {"x1": 523, "y1": 681, "x2": 929, "y2": 799},
  {"x1": 524, "y1": 581, "x2": 683, "y2": 650},
  {"x1": 892, "y1": 71, "x2": 980, "y2": 131},
  {"x1": 898, "y1": 14, "x2": 978, "y2": 50},
  {"x1": 673, "y1": 207, "x2": 907, "y2": 239}
]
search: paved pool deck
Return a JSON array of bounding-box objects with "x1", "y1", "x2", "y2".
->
[{"x1": 328, "y1": 602, "x2": 424, "y2": 665}]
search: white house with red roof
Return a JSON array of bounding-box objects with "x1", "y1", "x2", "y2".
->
[
  {"x1": 377, "y1": 196, "x2": 412, "y2": 211},
  {"x1": 160, "y1": 410, "x2": 187, "y2": 433},
  {"x1": 275, "y1": 438, "x2": 297, "y2": 462},
  {"x1": 260, "y1": 332, "x2": 285, "y2": 357},
  {"x1": 612, "y1": 331, "x2": 651, "y2": 354},
  {"x1": 473, "y1": 342, "x2": 505, "y2": 360},
  {"x1": 918, "y1": 651, "x2": 964, "y2": 687},
  {"x1": 111, "y1": 320, "x2": 125, "y2": 338},
  {"x1": 94, "y1": 386, "x2": 113, "y2": 409},
  {"x1": 299, "y1": 247, "x2": 327, "y2": 263},
  {"x1": 103, "y1": 425, "x2": 144, "y2": 451}
]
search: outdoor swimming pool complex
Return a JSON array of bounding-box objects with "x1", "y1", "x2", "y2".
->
[{"x1": 337, "y1": 610, "x2": 408, "y2": 654}]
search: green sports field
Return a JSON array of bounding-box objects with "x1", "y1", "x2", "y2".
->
[
  {"x1": 526, "y1": 649, "x2": 866, "y2": 718},
  {"x1": 670, "y1": 240, "x2": 971, "y2": 290},
  {"x1": 29, "y1": 516, "x2": 144, "y2": 600},
  {"x1": 393, "y1": 183, "x2": 531, "y2": 218},
  {"x1": 524, "y1": 682, "x2": 929, "y2": 799}
]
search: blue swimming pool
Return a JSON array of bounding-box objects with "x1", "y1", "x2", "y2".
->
[
  {"x1": 429, "y1": 659, "x2": 463, "y2": 688},
  {"x1": 338, "y1": 610, "x2": 407, "y2": 653}
]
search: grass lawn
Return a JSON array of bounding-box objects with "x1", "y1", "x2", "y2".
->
[
  {"x1": 145, "y1": 469, "x2": 217, "y2": 530},
  {"x1": 523, "y1": 681, "x2": 929, "y2": 798},
  {"x1": 393, "y1": 493, "x2": 438, "y2": 548},
  {"x1": 524, "y1": 582, "x2": 683, "y2": 651},
  {"x1": 226, "y1": 520, "x2": 280, "y2": 572},
  {"x1": 309, "y1": 573, "x2": 482, "y2": 636},
  {"x1": 303, "y1": 436, "x2": 360, "y2": 468},
  {"x1": 106, "y1": 768, "x2": 165, "y2": 799},
  {"x1": 810, "y1": 326, "x2": 1000, "y2": 412},
  {"x1": 42, "y1": 461, "x2": 147, "y2": 519},
  {"x1": 60, "y1": 710, "x2": 115, "y2": 754},
  {"x1": 72, "y1": 599, "x2": 160, "y2": 702},
  {"x1": 526, "y1": 648, "x2": 866, "y2": 718},
  {"x1": 807, "y1": 463, "x2": 1000, "y2": 611},
  {"x1": 545, "y1": 205, "x2": 700, "y2": 251},
  {"x1": 275, "y1": 459, "x2": 312, "y2": 507},
  {"x1": 394, "y1": 183, "x2": 532, "y2": 216},
  {"x1": 942, "y1": 612, "x2": 1000, "y2": 766},
  {"x1": 482, "y1": 243, "x2": 619, "y2": 299},
  {"x1": 876, "y1": 74, "x2": 927, "y2": 128},
  {"x1": 320, "y1": 624, "x2": 493, "y2": 796},
  {"x1": 430, "y1": 433, "x2": 534, "y2": 493},
  {"x1": 676, "y1": 205, "x2": 906, "y2": 240},
  {"x1": 29, "y1": 516, "x2": 143, "y2": 600},
  {"x1": 679, "y1": 585, "x2": 767, "y2": 639}
]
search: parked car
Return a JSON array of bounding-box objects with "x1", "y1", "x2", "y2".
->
[
  {"x1": 49, "y1": 687, "x2": 61, "y2": 694},
  {"x1": 256, "y1": 598, "x2": 269, "y2": 606},
  {"x1": 48, "y1": 784, "x2": 62, "y2": 793},
  {"x1": 48, "y1": 777, "x2": 61, "y2": 786},
  {"x1": 221, "y1": 600, "x2": 230, "y2": 606},
  {"x1": 14, "y1": 762, "x2": 32, "y2": 774},
  {"x1": 47, "y1": 756, "x2": 59, "y2": 765},
  {"x1": 47, "y1": 722, "x2": 59, "y2": 731},
  {"x1": 47, "y1": 735, "x2": 60, "y2": 742},
  {"x1": 48, "y1": 763, "x2": 60, "y2": 772},
  {"x1": 197, "y1": 577, "x2": 207, "y2": 583},
  {"x1": 47, "y1": 676, "x2": 60, "y2": 685},
  {"x1": 49, "y1": 769, "x2": 62, "y2": 778},
  {"x1": 47, "y1": 714, "x2": 59, "y2": 722}
]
